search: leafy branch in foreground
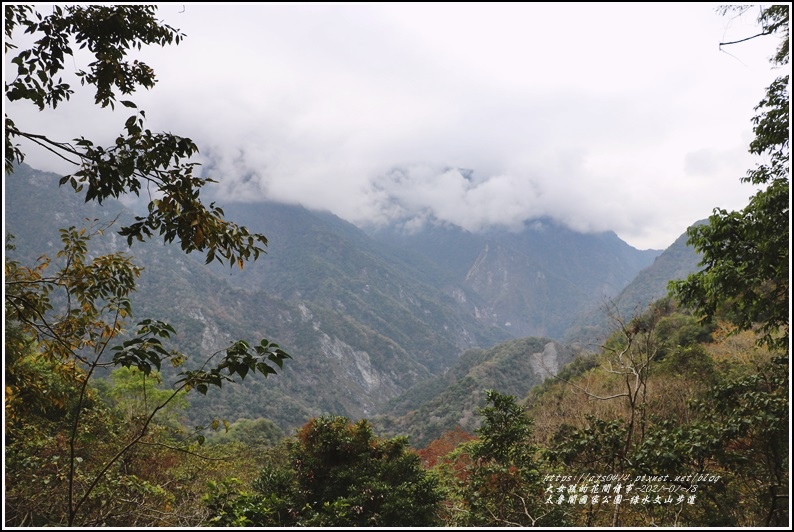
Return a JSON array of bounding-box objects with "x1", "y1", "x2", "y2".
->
[
  {"x1": 5, "y1": 226, "x2": 290, "y2": 526},
  {"x1": 670, "y1": 5, "x2": 789, "y2": 350},
  {"x1": 5, "y1": 4, "x2": 268, "y2": 268}
]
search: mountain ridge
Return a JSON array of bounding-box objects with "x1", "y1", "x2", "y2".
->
[{"x1": 4, "y1": 163, "x2": 699, "y2": 436}]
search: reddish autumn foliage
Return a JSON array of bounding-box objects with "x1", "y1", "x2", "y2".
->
[{"x1": 417, "y1": 426, "x2": 475, "y2": 468}]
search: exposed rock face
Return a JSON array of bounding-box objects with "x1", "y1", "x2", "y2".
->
[
  {"x1": 530, "y1": 341, "x2": 560, "y2": 380},
  {"x1": 9, "y1": 164, "x2": 700, "y2": 436}
]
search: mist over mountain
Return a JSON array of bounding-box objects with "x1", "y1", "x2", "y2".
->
[
  {"x1": 4, "y1": 164, "x2": 701, "y2": 436},
  {"x1": 367, "y1": 219, "x2": 660, "y2": 339}
]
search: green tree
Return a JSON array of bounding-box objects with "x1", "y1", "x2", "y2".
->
[
  {"x1": 663, "y1": 8, "x2": 789, "y2": 524},
  {"x1": 630, "y1": 351, "x2": 788, "y2": 526},
  {"x1": 449, "y1": 390, "x2": 565, "y2": 527},
  {"x1": 97, "y1": 366, "x2": 189, "y2": 430},
  {"x1": 204, "y1": 416, "x2": 443, "y2": 527},
  {"x1": 4, "y1": 5, "x2": 293, "y2": 525},
  {"x1": 206, "y1": 417, "x2": 284, "y2": 447},
  {"x1": 4, "y1": 224, "x2": 290, "y2": 526},
  {"x1": 669, "y1": 5, "x2": 789, "y2": 350},
  {"x1": 4, "y1": 4, "x2": 266, "y2": 267}
]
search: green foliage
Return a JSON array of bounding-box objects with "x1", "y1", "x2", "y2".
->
[
  {"x1": 176, "y1": 338, "x2": 290, "y2": 396},
  {"x1": 205, "y1": 416, "x2": 443, "y2": 527},
  {"x1": 655, "y1": 307, "x2": 714, "y2": 352},
  {"x1": 656, "y1": 344, "x2": 716, "y2": 382},
  {"x1": 445, "y1": 391, "x2": 566, "y2": 527},
  {"x1": 535, "y1": 307, "x2": 786, "y2": 525},
  {"x1": 203, "y1": 478, "x2": 281, "y2": 527},
  {"x1": 5, "y1": 394, "x2": 115, "y2": 526},
  {"x1": 4, "y1": 5, "x2": 291, "y2": 527},
  {"x1": 292, "y1": 417, "x2": 442, "y2": 526},
  {"x1": 4, "y1": 6, "x2": 293, "y2": 524},
  {"x1": 4, "y1": 324, "x2": 76, "y2": 428},
  {"x1": 4, "y1": 226, "x2": 289, "y2": 526},
  {"x1": 207, "y1": 417, "x2": 284, "y2": 447},
  {"x1": 96, "y1": 367, "x2": 189, "y2": 429},
  {"x1": 4, "y1": 5, "x2": 181, "y2": 112},
  {"x1": 630, "y1": 353, "x2": 788, "y2": 526},
  {"x1": 377, "y1": 337, "x2": 579, "y2": 448},
  {"x1": 5, "y1": 4, "x2": 268, "y2": 268},
  {"x1": 670, "y1": 5, "x2": 789, "y2": 350},
  {"x1": 5, "y1": 391, "x2": 265, "y2": 526},
  {"x1": 547, "y1": 416, "x2": 630, "y2": 472},
  {"x1": 5, "y1": 224, "x2": 141, "y2": 408},
  {"x1": 474, "y1": 390, "x2": 534, "y2": 463},
  {"x1": 658, "y1": 10, "x2": 790, "y2": 519}
]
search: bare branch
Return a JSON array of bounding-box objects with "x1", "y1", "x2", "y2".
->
[
  {"x1": 11, "y1": 130, "x2": 82, "y2": 165},
  {"x1": 547, "y1": 370, "x2": 630, "y2": 401},
  {"x1": 720, "y1": 29, "x2": 774, "y2": 48}
]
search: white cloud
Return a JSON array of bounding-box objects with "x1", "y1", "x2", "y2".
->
[{"x1": 8, "y1": 3, "x2": 782, "y2": 250}]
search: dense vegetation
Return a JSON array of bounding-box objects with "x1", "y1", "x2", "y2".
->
[
  {"x1": 526, "y1": 300, "x2": 787, "y2": 526},
  {"x1": 4, "y1": 4, "x2": 788, "y2": 528},
  {"x1": 373, "y1": 337, "x2": 580, "y2": 448},
  {"x1": 5, "y1": 298, "x2": 788, "y2": 526}
]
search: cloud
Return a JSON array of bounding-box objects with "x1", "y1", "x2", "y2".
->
[{"x1": 8, "y1": 3, "x2": 780, "y2": 250}]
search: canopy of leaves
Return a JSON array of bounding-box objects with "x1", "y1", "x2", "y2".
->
[
  {"x1": 204, "y1": 416, "x2": 442, "y2": 527},
  {"x1": 4, "y1": 6, "x2": 291, "y2": 526},
  {"x1": 443, "y1": 390, "x2": 566, "y2": 527},
  {"x1": 528, "y1": 299, "x2": 787, "y2": 526}
]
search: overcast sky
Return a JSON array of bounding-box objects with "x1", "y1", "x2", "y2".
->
[{"x1": 6, "y1": 3, "x2": 785, "y2": 249}]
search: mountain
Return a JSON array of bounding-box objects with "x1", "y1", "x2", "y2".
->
[
  {"x1": 5, "y1": 163, "x2": 694, "y2": 436},
  {"x1": 562, "y1": 225, "x2": 704, "y2": 346},
  {"x1": 4, "y1": 164, "x2": 509, "y2": 429},
  {"x1": 368, "y1": 220, "x2": 661, "y2": 339},
  {"x1": 202, "y1": 201, "x2": 511, "y2": 374},
  {"x1": 370, "y1": 229, "x2": 704, "y2": 447},
  {"x1": 372, "y1": 337, "x2": 581, "y2": 447}
]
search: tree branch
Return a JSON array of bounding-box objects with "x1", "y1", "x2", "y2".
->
[
  {"x1": 11, "y1": 129, "x2": 82, "y2": 166},
  {"x1": 720, "y1": 30, "x2": 774, "y2": 48}
]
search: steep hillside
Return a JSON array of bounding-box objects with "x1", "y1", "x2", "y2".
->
[
  {"x1": 5, "y1": 163, "x2": 690, "y2": 436},
  {"x1": 4, "y1": 165, "x2": 509, "y2": 430},
  {"x1": 370, "y1": 219, "x2": 661, "y2": 339},
  {"x1": 563, "y1": 226, "x2": 704, "y2": 345},
  {"x1": 204, "y1": 201, "x2": 510, "y2": 374},
  {"x1": 373, "y1": 337, "x2": 581, "y2": 447}
]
